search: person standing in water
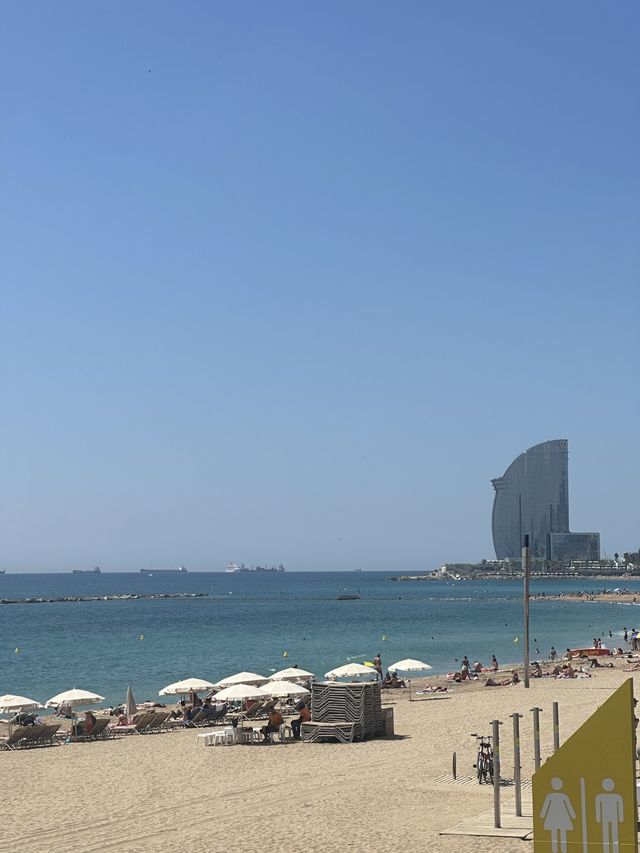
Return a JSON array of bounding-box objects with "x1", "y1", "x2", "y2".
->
[{"x1": 373, "y1": 653, "x2": 382, "y2": 681}]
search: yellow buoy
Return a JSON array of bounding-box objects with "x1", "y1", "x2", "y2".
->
[
  {"x1": 15, "y1": 647, "x2": 20, "y2": 654},
  {"x1": 381, "y1": 635, "x2": 388, "y2": 641},
  {"x1": 139, "y1": 634, "x2": 144, "y2": 641},
  {"x1": 513, "y1": 637, "x2": 519, "y2": 644},
  {"x1": 283, "y1": 650, "x2": 288, "y2": 658}
]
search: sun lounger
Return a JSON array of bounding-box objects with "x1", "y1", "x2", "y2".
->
[
  {"x1": 0, "y1": 724, "x2": 62, "y2": 749},
  {"x1": 145, "y1": 711, "x2": 171, "y2": 732},
  {"x1": 39, "y1": 723, "x2": 62, "y2": 745},
  {"x1": 195, "y1": 705, "x2": 230, "y2": 726},
  {"x1": 301, "y1": 722, "x2": 355, "y2": 744},
  {"x1": 70, "y1": 718, "x2": 111, "y2": 741},
  {"x1": 256, "y1": 699, "x2": 278, "y2": 719},
  {"x1": 0, "y1": 726, "x2": 36, "y2": 750},
  {"x1": 109, "y1": 712, "x2": 156, "y2": 736},
  {"x1": 243, "y1": 700, "x2": 266, "y2": 720}
]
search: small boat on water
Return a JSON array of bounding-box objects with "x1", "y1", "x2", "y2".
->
[
  {"x1": 568, "y1": 647, "x2": 612, "y2": 659},
  {"x1": 336, "y1": 592, "x2": 360, "y2": 600}
]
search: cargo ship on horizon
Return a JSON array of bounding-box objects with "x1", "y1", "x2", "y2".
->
[
  {"x1": 72, "y1": 566, "x2": 102, "y2": 574},
  {"x1": 225, "y1": 563, "x2": 285, "y2": 573},
  {"x1": 140, "y1": 566, "x2": 188, "y2": 575}
]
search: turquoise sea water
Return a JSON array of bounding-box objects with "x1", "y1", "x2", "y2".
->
[{"x1": 1, "y1": 572, "x2": 639, "y2": 707}]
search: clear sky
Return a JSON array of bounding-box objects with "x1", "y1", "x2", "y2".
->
[{"x1": 2, "y1": 2, "x2": 638, "y2": 572}]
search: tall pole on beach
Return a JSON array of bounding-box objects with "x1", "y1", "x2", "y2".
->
[{"x1": 523, "y1": 534, "x2": 530, "y2": 689}]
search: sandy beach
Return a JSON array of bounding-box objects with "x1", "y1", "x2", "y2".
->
[
  {"x1": 2, "y1": 665, "x2": 638, "y2": 853},
  {"x1": 536, "y1": 590, "x2": 640, "y2": 604}
]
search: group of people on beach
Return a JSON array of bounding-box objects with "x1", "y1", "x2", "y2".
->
[{"x1": 370, "y1": 653, "x2": 407, "y2": 689}]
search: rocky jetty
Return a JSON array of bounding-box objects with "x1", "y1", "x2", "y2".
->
[{"x1": 0, "y1": 592, "x2": 207, "y2": 605}]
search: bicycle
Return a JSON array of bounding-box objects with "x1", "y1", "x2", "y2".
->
[{"x1": 470, "y1": 733, "x2": 494, "y2": 784}]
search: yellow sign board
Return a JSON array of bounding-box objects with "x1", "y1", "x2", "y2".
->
[{"x1": 533, "y1": 678, "x2": 638, "y2": 852}]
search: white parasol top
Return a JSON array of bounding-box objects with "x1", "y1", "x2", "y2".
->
[
  {"x1": 263, "y1": 680, "x2": 310, "y2": 698},
  {"x1": 269, "y1": 667, "x2": 314, "y2": 681},
  {"x1": 212, "y1": 683, "x2": 270, "y2": 702},
  {"x1": 324, "y1": 663, "x2": 378, "y2": 680},
  {"x1": 45, "y1": 689, "x2": 105, "y2": 708},
  {"x1": 0, "y1": 694, "x2": 43, "y2": 714},
  {"x1": 213, "y1": 671, "x2": 267, "y2": 688},
  {"x1": 388, "y1": 659, "x2": 432, "y2": 672},
  {"x1": 159, "y1": 678, "x2": 215, "y2": 696}
]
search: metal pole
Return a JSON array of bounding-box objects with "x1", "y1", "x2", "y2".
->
[
  {"x1": 510, "y1": 712, "x2": 523, "y2": 817},
  {"x1": 531, "y1": 706, "x2": 542, "y2": 770},
  {"x1": 523, "y1": 534, "x2": 530, "y2": 689},
  {"x1": 552, "y1": 701, "x2": 560, "y2": 752},
  {"x1": 492, "y1": 719, "x2": 502, "y2": 828}
]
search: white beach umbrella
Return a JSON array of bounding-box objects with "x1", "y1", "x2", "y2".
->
[
  {"x1": 213, "y1": 671, "x2": 267, "y2": 688},
  {"x1": 158, "y1": 678, "x2": 215, "y2": 696},
  {"x1": 324, "y1": 663, "x2": 378, "y2": 680},
  {"x1": 0, "y1": 695, "x2": 43, "y2": 714},
  {"x1": 45, "y1": 689, "x2": 105, "y2": 709},
  {"x1": 388, "y1": 659, "x2": 433, "y2": 673},
  {"x1": 263, "y1": 680, "x2": 310, "y2": 698},
  {"x1": 269, "y1": 667, "x2": 315, "y2": 681},
  {"x1": 212, "y1": 683, "x2": 270, "y2": 702}
]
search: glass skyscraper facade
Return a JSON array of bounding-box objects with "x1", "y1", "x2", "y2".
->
[{"x1": 491, "y1": 439, "x2": 600, "y2": 562}]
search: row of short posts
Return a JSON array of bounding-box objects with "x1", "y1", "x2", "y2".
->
[{"x1": 491, "y1": 700, "x2": 560, "y2": 828}]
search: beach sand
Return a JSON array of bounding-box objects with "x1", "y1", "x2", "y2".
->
[{"x1": 1, "y1": 667, "x2": 638, "y2": 853}]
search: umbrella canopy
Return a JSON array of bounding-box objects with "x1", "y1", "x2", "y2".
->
[
  {"x1": 213, "y1": 671, "x2": 267, "y2": 688},
  {"x1": 0, "y1": 694, "x2": 43, "y2": 714},
  {"x1": 158, "y1": 678, "x2": 215, "y2": 696},
  {"x1": 212, "y1": 683, "x2": 270, "y2": 702},
  {"x1": 45, "y1": 689, "x2": 105, "y2": 709},
  {"x1": 263, "y1": 680, "x2": 310, "y2": 698},
  {"x1": 324, "y1": 663, "x2": 378, "y2": 680},
  {"x1": 269, "y1": 667, "x2": 314, "y2": 681},
  {"x1": 388, "y1": 659, "x2": 433, "y2": 673},
  {"x1": 125, "y1": 686, "x2": 137, "y2": 720}
]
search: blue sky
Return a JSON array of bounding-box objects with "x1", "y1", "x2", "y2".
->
[{"x1": 2, "y1": 2, "x2": 638, "y2": 572}]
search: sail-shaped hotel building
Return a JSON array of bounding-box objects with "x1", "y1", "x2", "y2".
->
[{"x1": 491, "y1": 439, "x2": 600, "y2": 562}]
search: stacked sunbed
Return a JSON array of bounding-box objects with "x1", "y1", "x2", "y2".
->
[{"x1": 302, "y1": 682, "x2": 382, "y2": 743}]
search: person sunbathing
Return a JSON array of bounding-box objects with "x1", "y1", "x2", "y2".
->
[
  {"x1": 561, "y1": 664, "x2": 576, "y2": 678},
  {"x1": 84, "y1": 711, "x2": 97, "y2": 734},
  {"x1": 484, "y1": 670, "x2": 520, "y2": 687},
  {"x1": 530, "y1": 662, "x2": 543, "y2": 678}
]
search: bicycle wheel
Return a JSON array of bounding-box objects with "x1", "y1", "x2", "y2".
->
[
  {"x1": 487, "y1": 757, "x2": 494, "y2": 784},
  {"x1": 477, "y1": 755, "x2": 486, "y2": 783}
]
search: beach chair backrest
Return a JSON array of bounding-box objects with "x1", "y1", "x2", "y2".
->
[
  {"x1": 245, "y1": 701, "x2": 264, "y2": 719},
  {"x1": 152, "y1": 711, "x2": 170, "y2": 728},
  {"x1": 5, "y1": 726, "x2": 32, "y2": 747},
  {"x1": 24, "y1": 725, "x2": 47, "y2": 744},
  {"x1": 42, "y1": 723, "x2": 61, "y2": 742},
  {"x1": 90, "y1": 718, "x2": 110, "y2": 737},
  {"x1": 134, "y1": 712, "x2": 156, "y2": 732}
]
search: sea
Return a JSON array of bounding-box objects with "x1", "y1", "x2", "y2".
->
[{"x1": 2, "y1": 571, "x2": 640, "y2": 707}]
